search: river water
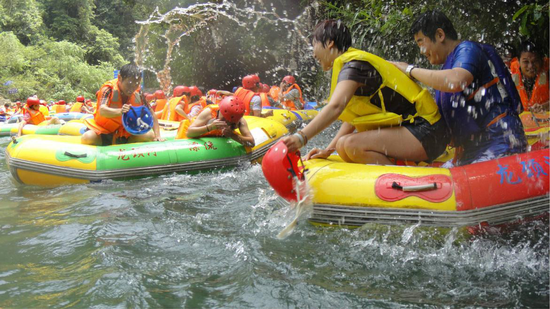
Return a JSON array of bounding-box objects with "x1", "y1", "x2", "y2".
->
[{"x1": 0, "y1": 126, "x2": 548, "y2": 307}]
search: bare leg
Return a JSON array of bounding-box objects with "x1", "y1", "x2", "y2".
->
[
  {"x1": 336, "y1": 126, "x2": 428, "y2": 164},
  {"x1": 128, "y1": 130, "x2": 155, "y2": 143},
  {"x1": 81, "y1": 130, "x2": 102, "y2": 145}
]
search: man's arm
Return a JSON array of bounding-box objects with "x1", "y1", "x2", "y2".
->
[
  {"x1": 175, "y1": 104, "x2": 190, "y2": 120},
  {"x1": 225, "y1": 118, "x2": 255, "y2": 147},
  {"x1": 392, "y1": 62, "x2": 474, "y2": 93}
]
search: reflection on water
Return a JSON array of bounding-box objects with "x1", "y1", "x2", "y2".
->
[{"x1": 0, "y1": 129, "x2": 548, "y2": 307}]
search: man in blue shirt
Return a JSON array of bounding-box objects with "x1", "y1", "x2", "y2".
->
[{"x1": 393, "y1": 10, "x2": 527, "y2": 166}]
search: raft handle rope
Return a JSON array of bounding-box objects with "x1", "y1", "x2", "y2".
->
[
  {"x1": 64, "y1": 151, "x2": 88, "y2": 159},
  {"x1": 285, "y1": 152, "x2": 306, "y2": 183},
  {"x1": 392, "y1": 181, "x2": 437, "y2": 192}
]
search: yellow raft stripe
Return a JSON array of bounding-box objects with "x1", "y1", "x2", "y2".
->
[
  {"x1": 305, "y1": 158, "x2": 457, "y2": 211},
  {"x1": 16, "y1": 169, "x2": 90, "y2": 186}
]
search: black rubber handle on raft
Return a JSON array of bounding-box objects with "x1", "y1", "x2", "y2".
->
[
  {"x1": 391, "y1": 181, "x2": 438, "y2": 192},
  {"x1": 64, "y1": 151, "x2": 87, "y2": 159},
  {"x1": 10, "y1": 136, "x2": 18, "y2": 144}
]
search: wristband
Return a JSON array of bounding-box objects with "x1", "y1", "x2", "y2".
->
[
  {"x1": 293, "y1": 132, "x2": 305, "y2": 146},
  {"x1": 405, "y1": 64, "x2": 416, "y2": 79},
  {"x1": 298, "y1": 130, "x2": 308, "y2": 146}
]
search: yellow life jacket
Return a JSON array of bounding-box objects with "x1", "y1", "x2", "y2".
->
[
  {"x1": 161, "y1": 96, "x2": 187, "y2": 121},
  {"x1": 330, "y1": 48, "x2": 440, "y2": 131},
  {"x1": 70, "y1": 102, "x2": 83, "y2": 113},
  {"x1": 39, "y1": 105, "x2": 50, "y2": 117}
]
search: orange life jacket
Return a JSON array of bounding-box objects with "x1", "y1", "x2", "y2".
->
[
  {"x1": 176, "y1": 105, "x2": 223, "y2": 139},
  {"x1": 161, "y1": 96, "x2": 188, "y2": 121},
  {"x1": 24, "y1": 107, "x2": 46, "y2": 125},
  {"x1": 54, "y1": 104, "x2": 67, "y2": 114},
  {"x1": 234, "y1": 87, "x2": 256, "y2": 115},
  {"x1": 70, "y1": 102, "x2": 83, "y2": 113},
  {"x1": 184, "y1": 97, "x2": 208, "y2": 115},
  {"x1": 154, "y1": 98, "x2": 168, "y2": 113},
  {"x1": 511, "y1": 57, "x2": 549, "y2": 110},
  {"x1": 84, "y1": 79, "x2": 143, "y2": 136},
  {"x1": 259, "y1": 93, "x2": 273, "y2": 108},
  {"x1": 269, "y1": 86, "x2": 280, "y2": 102},
  {"x1": 281, "y1": 83, "x2": 305, "y2": 110}
]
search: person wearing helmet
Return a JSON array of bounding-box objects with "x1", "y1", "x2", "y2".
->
[
  {"x1": 70, "y1": 96, "x2": 94, "y2": 114},
  {"x1": 177, "y1": 96, "x2": 255, "y2": 147},
  {"x1": 206, "y1": 89, "x2": 233, "y2": 104},
  {"x1": 16, "y1": 97, "x2": 64, "y2": 137},
  {"x1": 234, "y1": 74, "x2": 273, "y2": 117},
  {"x1": 153, "y1": 90, "x2": 167, "y2": 113},
  {"x1": 81, "y1": 63, "x2": 164, "y2": 146},
  {"x1": 52, "y1": 100, "x2": 66, "y2": 114},
  {"x1": 181, "y1": 86, "x2": 211, "y2": 118},
  {"x1": 13, "y1": 101, "x2": 23, "y2": 114},
  {"x1": 278, "y1": 75, "x2": 305, "y2": 110}
]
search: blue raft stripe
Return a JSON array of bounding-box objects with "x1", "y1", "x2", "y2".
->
[{"x1": 290, "y1": 111, "x2": 302, "y2": 121}]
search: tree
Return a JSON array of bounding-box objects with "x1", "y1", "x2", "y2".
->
[{"x1": 0, "y1": 0, "x2": 44, "y2": 45}]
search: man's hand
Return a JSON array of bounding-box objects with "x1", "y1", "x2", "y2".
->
[
  {"x1": 121, "y1": 104, "x2": 131, "y2": 114},
  {"x1": 210, "y1": 119, "x2": 228, "y2": 131},
  {"x1": 304, "y1": 147, "x2": 335, "y2": 160}
]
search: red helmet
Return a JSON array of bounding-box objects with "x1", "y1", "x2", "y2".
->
[
  {"x1": 261, "y1": 140, "x2": 305, "y2": 202},
  {"x1": 189, "y1": 86, "x2": 202, "y2": 97},
  {"x1": 145, "y1": 94, "x2": 155, "y2": 102},
  {"x1": 242, "y1": 75, "x2": 260, "y2": 89},
  {"x1": 39, "y1": 100, "x2": 47, "y2": 105},
  {"x1": 58, "y1": 100, "x2": 66, "y2": 105},
  {"x1": 219, "y1": 96, "x2": 245, "y2": 124},
  {"x1": 16, "y1": 101, "x2": 21, "y2": 106},
  {"x1": 252, "y1": 75, "x2": 260, "y2": 83},
  {"x1": 173, "y1": 85, "x2": 186, "y2": 97},
  {"x1": 26, "y1": 97, "x2": 40, "y2": 107},
  {"x1": 208, "y1": 89, "x2": 217, "y2": 96},
  {"x1": 154, "y1": 90, "x2": 165, "y2": 99},
  {"x1": 283, "y1": 75, "x2": 295, "y2": 84},
  {"x1": 260, "y1": 83, "x2": 270, "y2": 93},
  {"x1": 76, "y1": 95, "x2": 85, "y2": 102}
]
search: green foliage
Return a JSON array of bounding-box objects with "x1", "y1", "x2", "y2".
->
[
  {"x1": 0, "y1": 0, "x2": 44, "y2": 45},
  {"x1": 317, "y1": 0, "x2": 543, "y2": 65},
  {"x1": 84, "y1": 25, "x2": 126, "y2": 66},
  {"x1": 513, "y1": 2, "x2": 549, "y2": 53},
  {"x1": 0, "y1": 32, "x2": 114, "y2": 102}
]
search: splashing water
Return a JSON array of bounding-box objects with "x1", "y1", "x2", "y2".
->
[
  {"x1": 277, "y1": 177, "x2": 312, "y2": 239},
  {"x1": 134, "y1": 1, "x2": 322, "y2": 97}
]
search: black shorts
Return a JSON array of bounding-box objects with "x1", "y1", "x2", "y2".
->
[
  {"x1": 97, "y1": 132, "x2": 129, "y2": 146},
  {"x1": 403, "y1": 117, "x2": 449, "y2": 161}
]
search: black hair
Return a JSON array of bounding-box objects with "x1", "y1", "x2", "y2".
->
[
  {"x1": 312, "y1": 19, "x2": 352, "y2": 52},
  {"x1": 517, "y1": 40, "x2": 542, "y2": 60},
  {"x1": 410, "y1": 10, "x2": 458, "y2": 41},
  {"x1": 119, "y1": 63, "x2": 142, "y2": 81}
]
